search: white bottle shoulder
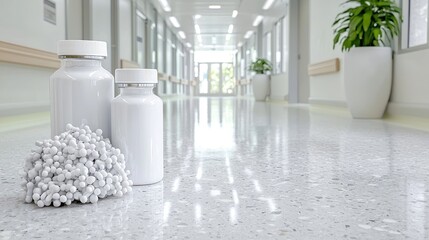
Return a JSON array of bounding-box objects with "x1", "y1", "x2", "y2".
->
[
  {"x1": 112, "y1": 93, "x2": 162, "y2": 105},
  {"x1": 51, "y1": 66, "x2": 113, "y2": 81}
]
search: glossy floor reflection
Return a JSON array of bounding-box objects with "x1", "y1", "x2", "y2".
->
[{"x1": 2, "y1": 97, "x2": 429, "y2": 239}]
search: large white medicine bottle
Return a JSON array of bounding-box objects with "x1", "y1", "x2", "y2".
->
[
  {"x1": 111, "y1": 69, "x2": 163, "y2": 185},
  {"x1": 50, "y1": 40, "x2": 114, "y2": 138}
]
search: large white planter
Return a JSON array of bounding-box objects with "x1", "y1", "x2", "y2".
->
[
  {"x1": 344, "y1": 47, "x2": 392, "y2": 118},
  {"x1": 252, "y1": 74, "x2": 269, "y2": 101}
]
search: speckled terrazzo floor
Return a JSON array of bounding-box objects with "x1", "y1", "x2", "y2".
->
[{"x1": 2, "y1": 97, "x2": 429, "y2": 239}]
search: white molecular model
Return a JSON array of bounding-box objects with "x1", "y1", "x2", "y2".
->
[{"x1": 22, "y1": 124, "x2": 133, "y2": 207}]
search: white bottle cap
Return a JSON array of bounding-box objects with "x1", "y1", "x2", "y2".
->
[
  {"x1": 115, "y1": 69, "x2": 158, "y2": 84},
  {"x1": 57, "y1": 40, "x2": 107, "y2": 57}
]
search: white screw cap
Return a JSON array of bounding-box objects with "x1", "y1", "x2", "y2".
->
[
  {"x1": 115, "y1": 69, "x2": 158, "y2": 84},
  {"x1": 57, "y1": 40, "x2": 107, "y2": 57}
]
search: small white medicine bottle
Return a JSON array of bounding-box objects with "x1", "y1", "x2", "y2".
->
[
  {"x1": 111, "y1": 69, "x2": 164, "y2": 185},
  {"x1": 50, "y1": 40, "x2": 114, "y2": 138}
]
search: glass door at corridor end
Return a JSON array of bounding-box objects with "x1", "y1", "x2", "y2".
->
[{"x1": 198, "y1": 63, "x2": 236, "y2": 96}]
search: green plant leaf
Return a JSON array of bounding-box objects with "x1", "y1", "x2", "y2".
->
[
  {"x1": 363, "y1": 11, "x2": 372, "y2": 31},
  {"x1": 350, "y1": 16, "x2": 363, "y2": 31},
  {"x1": 352, "y1": 6, "x2": 365, "y2": 16},
  {"x1": 332, "y1": 0, "x2": 402, "y2": 52},
  {"x1": 248, "y1": 58, "x2": 272, "y2": 74},
  {"x1": 373, "y1": 28, "x2": 381, "y2": 39}
]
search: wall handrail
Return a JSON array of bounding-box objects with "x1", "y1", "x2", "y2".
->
[
  {"x1": 0, "y1": 41, "x2": 59, "y2": 69},
  {"x1": 120, "y1": 59, "x2": 139, "y2": 68},
  {"x1": 308, "y1": 58, "x2": 340, "y2": 76}
]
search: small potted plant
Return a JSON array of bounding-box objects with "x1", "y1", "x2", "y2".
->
[
  {"x1": 332, "y1": 0, "x2": 401, "y2": 118},
  {"x1": 249, "y1": 58, "x2": 273, "y2": 101}
]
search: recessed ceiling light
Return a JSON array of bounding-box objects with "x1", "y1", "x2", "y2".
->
[
  {"x1": 228, "y1": 24, "x2": 233, "y2": 34},
  {"x1": 178, "y1": 31, "x2": 186, "y2": 39},
  {"x1": 232, "y1": 10, "x2": 238, "y2": 18},
  {"x1": 209, "y1": 5, "x2": 221, "y2": 9},
  {"x1": 262, "y1": 0, "x2": 275, "y2": 10},
  {"x1": 186, "y1": 42, "x2": 192, "y2": 48},
  {"x1": 252, "y1": 15, "x2": 263, "y2": 27},
  {"x1": 244, "y1": 31, "x2": 253, "y2": 39},
  {"x1": 238, "y1": 42, "x2": 243, "y2": 47},
  {"x1": 195, "y1": 24, "x2": 201, "y2": 34},
  {"x1": 169, "y1": 16, "x2": 180, "y2": 28},
  {"x1": 158, "y1": 0, "x2": 171, "y2": 12},
  {"x1": 194, "y1": 14, "x2": 201, "y2": 19}
]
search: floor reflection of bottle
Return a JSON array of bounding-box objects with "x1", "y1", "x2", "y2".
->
[{"x1": 111, "y1": 69, "x2": 163, "y2": 185}]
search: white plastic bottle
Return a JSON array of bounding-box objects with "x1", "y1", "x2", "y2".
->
[
  {"x1": 111, "y1": 69, "x2": 163, "y2": 185},
  {"x1": 50, "y1": 40, "x2": 114, "y2": 138}
]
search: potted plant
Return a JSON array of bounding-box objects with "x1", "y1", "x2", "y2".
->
[
  {"x1": 332, "y1": 0, "x2": 402, "y2": 118},
  {"x1": 249, "y1": 58, "x2": 273, "y2": 101}
]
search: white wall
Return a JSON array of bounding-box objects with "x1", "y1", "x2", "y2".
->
[
  {"x1": 392, "y1": 50, "x2": 429, "y2": 105},
  {"x1": 90, "y1": 0, "x2": 112, "y2": 71},
  {"x1": 271, "y1": 73, "x2": 288, "y2": 100},
  {"x1": 309, "y1": 0, "x2": 429, "y2": 115},
  {"x1": 0, "y1": 0, "x2": 66, "y2": 52},
  {"x1": 298, "y1": 0, "x2": 310, "y2": 103},
  {"x1": 119, "y1": 0, "x2": 133, "y2": 61},
  {"x1": 308, "y1": 0, "x2": 346, "y2": 105},
  {"x1": 66, "y1": 0, "x2": 83, "y2": 40},
  {"x1": 0, "y1": 63, "x2": 52, "y2": 115},
  {"x1": 0, "y1": 0, "x2": 66, "y2": 115}
]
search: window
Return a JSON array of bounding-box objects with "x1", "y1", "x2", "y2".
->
[
  {"x1": 238, "y1": 48, "x2": 244, "y2": 78},
  {"x1": 136, "y1": 10, "x2": 146, "y2": 68},
  {"x1": 409, "y1": 0, "x2": 428, "y2": 47},
  {"x1": 157, "y1": 15, "x2": 164, "y2": 72},
  {"x1": 184, "y1": 50, "x2": 187, "y2": 80},
  {"x1": 263, "y1": 32, "x2": 272, "y2": 64},
  {"x1": 166, "y1": 30, "x2": 173, "y2": 75},
  {"x1": 245, "y1": 43, "x2": 251, "y2": 78},
  {"x1": 245, "y1": 35, "x2": 256, "y2": 78},
  {"x1": 171, "y1": 36, "x2": 177, "y2": 76},
  {"x1": 177, "y1": 43, "x2": 183, "y2": 79},
  {"x1": 282, "y1": 16, "x2": 289, "y2": 73},
  {"x1": 150, "y1": 22, "x2": 156, "y2": 68},
  {"x1": 401, "y1": 0, "x2": 429, "y2": 50},
  {"x1": 274, "y1": 20, "x2": 282, "y2": 74}
]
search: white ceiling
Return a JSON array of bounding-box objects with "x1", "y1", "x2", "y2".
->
[{"x1": 151, "y1": 0, "x2": 288, "y2": 51}]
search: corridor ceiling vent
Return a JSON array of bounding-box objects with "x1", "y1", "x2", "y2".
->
[
  {"x1": 262, "y1": 0, "x2": 275, "y2": 10},
  {"x1": 158, "y1": 0, "x2": 171, "y2": 12},
  {"x1": 169, "y1": 16, "x2": 180, "y2": 28},
  {"x1": 252, "y1": 15, "x2": 263, "y2": 27},
  {"x1": 209, "y1": 5, "x2": 221, "y2": 9},
  {"x1": 232, "y1": 10, "x2": 238, "y2": 18}
]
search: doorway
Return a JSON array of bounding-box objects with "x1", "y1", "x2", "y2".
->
[{"x1": 198, "y1": 63, "x2": 235, "y2": 96}]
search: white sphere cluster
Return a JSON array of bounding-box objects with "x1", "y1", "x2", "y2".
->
[{"x1": 22, "y1": 124, "x2": 133, "y2": 207}]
